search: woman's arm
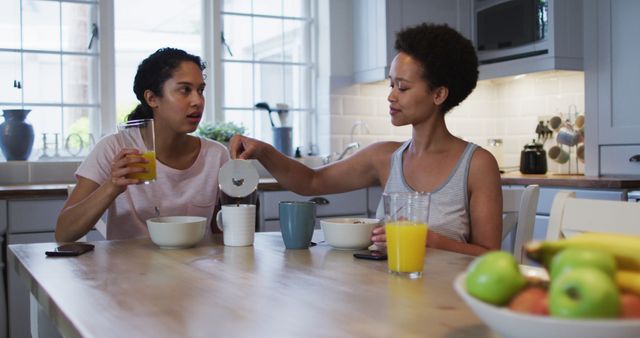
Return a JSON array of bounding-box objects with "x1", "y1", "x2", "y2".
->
[
  {"x1": 229, "y1": 135, "x2": 395, "y2": 196},
  {"x1": 55, "y1": 149, "x2": 147, "y2": 242},
  {"x1": 461, "y1": 147, "x2": 503, "y2": 255}
]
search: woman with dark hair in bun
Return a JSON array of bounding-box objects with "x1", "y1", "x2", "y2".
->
[
  {"x1": 230, "y1": 23, "x2": 502, "y2": 256},
  {"x1": 56, "y1": 48, "x2": 229, "y2": 241}
]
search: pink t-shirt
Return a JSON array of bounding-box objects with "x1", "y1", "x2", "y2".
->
[{"x1": 76, "y1": 133, "x2": 229, "y2": 240}]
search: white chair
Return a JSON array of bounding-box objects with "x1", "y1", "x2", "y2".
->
[
  {"x1": 546, "y1": 190, "x2": 640, "y2": 240},
  {"x1": 502, "y1": 184, "x2": 540, "y2": 263},
  {"x1": 67, "y1": 184, "x2": 107, "y2": 240}
]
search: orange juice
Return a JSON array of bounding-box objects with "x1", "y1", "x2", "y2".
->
[
  {"x1": 126, "y1": 151, "x2": 156, "y2": 182},
  {"x1": 386, "y1": 221, "x2": 428, "y2": 274}
]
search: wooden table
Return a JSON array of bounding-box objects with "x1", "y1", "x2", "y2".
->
[{"x1": 8, "y1": 232, "x2": 495, "y2": 338}]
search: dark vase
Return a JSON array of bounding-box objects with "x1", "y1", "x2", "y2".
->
[{"x1": 0, "y1": 109, "x2": 35, "y2": 161}]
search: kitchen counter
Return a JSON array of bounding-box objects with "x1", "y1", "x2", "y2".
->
[
  {"x1": 9, "y1": 232, "x2": 490, "y2": 338},
  {"x1": 2, "y1": 174, "x2": 640, "y2": 199},
  {"x1": 500, "y1": 172, "x2": 640, "y2": 189}
]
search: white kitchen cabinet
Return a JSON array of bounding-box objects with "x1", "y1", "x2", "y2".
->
[
  {"x1": 258, "y1": 189, "x2": 369, "y2": 232},
  {"x1": 352, "y1": 0, "x2": 472, "y2": 83},
  {"x1": 584, "y1": 0, "x2": 640, "y2": 176},
  {"x1": 475, "y1": 0, "x2": 583, "y2": 80}
]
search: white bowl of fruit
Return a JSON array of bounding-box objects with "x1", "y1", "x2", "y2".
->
[{"x1": 453, "y1": 232, "x2": 640, "y2": 338}]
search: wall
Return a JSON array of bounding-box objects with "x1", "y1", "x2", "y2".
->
[{"x1": 328, "y1": 70, "x2": 585, "y2": 174}]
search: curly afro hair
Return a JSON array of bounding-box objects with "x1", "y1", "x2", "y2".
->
[{"x1": 394, "y1": 23, "x2": 478, "y2": 114}]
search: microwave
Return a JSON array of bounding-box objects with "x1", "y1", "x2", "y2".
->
[{"x1": 474, "y1": 0, "x2": 549, "y2": 64}]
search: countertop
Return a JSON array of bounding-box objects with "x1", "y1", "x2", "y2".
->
[
  {"x1": 2, "y1": 174, "x2": 640, "y2": 199},
  {"x1": 9, "y1": 232, "x2": 491, "y2": 338}
]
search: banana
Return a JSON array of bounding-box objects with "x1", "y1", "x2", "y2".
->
[
  {"x1": 525, "y1": 232, "x2": 640, "y2": 271},
  {"x1": 616, "y1": 270, "x2": 640, "y2": 297}
]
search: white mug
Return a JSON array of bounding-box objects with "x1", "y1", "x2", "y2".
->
[{"x1": 216, "y1": 204, "x2": 256, "y2": 246}]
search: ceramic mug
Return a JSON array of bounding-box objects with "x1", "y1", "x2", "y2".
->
[
  {"x1": 548, "y1": 145, "x2": 570, "y2": 164},
  {"x1": 548, "y1": 115, "x2": 563, "y2": 131},
  {"x1": 216, "y1": 204, "x2": 256, "y2": 246},
  {"x1": 279, "y1": 201, "x2": 316, "y2": 249},
  {"x1": 556, "y1": 124, "x2": 581, "y2": 146}
]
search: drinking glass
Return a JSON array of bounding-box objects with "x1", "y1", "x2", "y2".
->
[
  {"x1": 384, "y1": 192, "x2": 430, "y2": 279},
  {"x1": 117, "y1": 119, "x2": 156, "y2": 183}
]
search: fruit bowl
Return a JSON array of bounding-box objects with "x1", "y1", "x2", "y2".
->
[{"x1": 453, "y1": 266, "x2": 640, "y2": 338}]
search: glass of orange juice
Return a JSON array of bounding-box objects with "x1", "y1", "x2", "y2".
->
[
  {"x1": 117, "y1": 119, "x2": 156, "y2": 183},
  {"x1": 384, "y1": 192, "x2": 430, "y2": 279}
]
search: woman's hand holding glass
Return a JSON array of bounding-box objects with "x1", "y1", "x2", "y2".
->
[{"x1": 109, "y1": 148, "x2": 149, "y2": 192}]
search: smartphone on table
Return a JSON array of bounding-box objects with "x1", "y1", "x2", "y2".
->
[
  {"x1": 45, "y1": 243, "x2": 94, "y2": 257},
  {"x1": 353, "y1": 250, "x2": 387, "y2": 261}
]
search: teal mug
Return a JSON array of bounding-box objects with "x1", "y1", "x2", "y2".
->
[{"x1": 279, "y1": 201, "x2": 316, "y2": 249}]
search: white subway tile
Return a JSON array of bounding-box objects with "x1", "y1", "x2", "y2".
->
[
  {"x1": 330, "y1": 96, "x2": 343, "y2": 115},
  {"x1": 342, "y1": 96, "x2": 376, "y2": 117}
]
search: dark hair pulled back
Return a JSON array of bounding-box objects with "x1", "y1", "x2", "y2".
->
[{"x1": 127, "y1": 47, "x2": 206, "y2": 121}]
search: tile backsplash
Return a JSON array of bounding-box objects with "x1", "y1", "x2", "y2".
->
[{"x1": 329, "y1": 70, "x2": 585, "y2": 174}]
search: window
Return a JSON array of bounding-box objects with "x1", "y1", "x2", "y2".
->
[
  {"x1": 219, "y1": 0, "x2": 315, "y2": 152},
  {"x1": 0, "y1": 0, "x2": 99, "y2": 160},
  {"x1": 0, "y1": 0, "x2": 316, "y2": 162},
  {"x1": 114, "y1": 0, "x2": 202, "y2": 123}
]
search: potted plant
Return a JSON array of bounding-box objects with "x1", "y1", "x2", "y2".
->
[{"x1": 196, "y1": 121, "x2": 246, "y2": 146}]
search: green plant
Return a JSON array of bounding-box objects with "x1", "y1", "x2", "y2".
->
[{"x1": 196, "y1": 121, "x2": 246, "y2": 143}]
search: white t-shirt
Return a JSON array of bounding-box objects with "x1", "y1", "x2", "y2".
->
[{"x1": 76, "y1": 133, "x2": 229, "y2": 240}]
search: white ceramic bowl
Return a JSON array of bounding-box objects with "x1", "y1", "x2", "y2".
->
[
  {"x1": 453, "y1": 266, "x2": 640, "y2": 338},
  {"x1": 146, "y1": 216, "x2": 207, "y2": 249},
  {"x1": 320, "y1": 218, "x2": 380, "y2": 250}
]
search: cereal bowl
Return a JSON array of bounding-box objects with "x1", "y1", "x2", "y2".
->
[
  {"x1": 453, "y1": 266, "x2": 640, "y2": 338},
  {"x1": 146, "y1": 216, "x2": 207, "y2": 249},
  {"x1": 320, "y1": 218, "x2": 380, "y2": 250}
]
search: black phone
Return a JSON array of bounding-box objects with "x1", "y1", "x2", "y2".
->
[
  {"x1": 45, "y1": 243, "x2": 94, "y2": 257},
  {"x1": 353, "y1": 250, "x2": 387, "y2": 261}
]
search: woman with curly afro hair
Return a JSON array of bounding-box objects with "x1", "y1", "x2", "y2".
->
[{"x1": 230, "y1": 23, "x2": 502, "y2": 256}]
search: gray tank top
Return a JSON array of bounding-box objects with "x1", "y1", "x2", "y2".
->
[{"x1": 375, "y1": 140, "x2": 478, "y2": 243}]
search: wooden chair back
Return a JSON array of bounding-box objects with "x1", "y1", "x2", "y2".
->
[{"x1": 502, "y1": 184, "x2": 540, "y2": 263}]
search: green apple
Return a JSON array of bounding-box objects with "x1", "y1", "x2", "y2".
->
[
  {"x1": 465, "y1": 251, "x2": 526, "y2": 305},
  {"x1": 549, "y1": 267, "x2": 620, "y2": 318},
  {"x1": 550, "y1": 247, "x2": 617, "y2": 280}
]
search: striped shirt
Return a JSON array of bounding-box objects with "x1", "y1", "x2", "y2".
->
[{"x1": 375, "y1": 140, "x2": 478, "y2": 243}]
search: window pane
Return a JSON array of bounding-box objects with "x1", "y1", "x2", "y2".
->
[
  {"x1": 255, "y1": 63, "x2": 284, "y2": 105},
  {"x1": 0, "y1": 0, "x2": 21, "y2": 49},
  {"x1": 62, "y1": 2, "x2": 96, "y2": 52},
  {"x1": 283, "y1": 19, "x2": 308, "y2": 63},
  {"x1": 222, "y1": 15, "x2": 253, "y2": 61},
  {"x1": 23, "y1": 0, "x2": 61, "y2": 51},
  {"x1": 114, "y1": 0, "x2": 202, "y2": 124},
  {"x1": 253, "y1": 17, "x2": 283, "y2": 62},
  {"x1": 224, "y1": 109, "x2": 254, "y2": 137},
  {"x1": 0, "y1": 52, "x2": 22, "y2": 103},
  {"x1": 284, "y1": 65, "x2": 311, "y2": 109},
  {"x1": 223, "y1": 0, "x2": 251, "y2": 14},
  {"x1": 62, "y1": 107, "x2": 96, "y2": 157},
  {"x1": 223, "y1": 62, "x2": 254, "y2": 107},
  {"x1": 253, "y1": 0, "x2": 282, "y2": 16},
  {"x1": 62, "y1": 55, "x2": 98, "y2": 104},
  {"x1": 29, "y1": 106, "x2": 63, "y2": 159},
  {"x1": 282, "y1": 0, "x2": 307, "y2": 17},
  {"x1": 23, "y1": 53, "x2": 61, "y2": 103}
]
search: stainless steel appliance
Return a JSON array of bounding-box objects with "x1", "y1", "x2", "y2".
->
[{"x1": 474, "y1": 0, "x2": 549, "y2": 64}]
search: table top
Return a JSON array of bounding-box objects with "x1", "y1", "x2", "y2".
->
[{"x1": 9, "y1": 232, "x2": 495, "y2": 338}]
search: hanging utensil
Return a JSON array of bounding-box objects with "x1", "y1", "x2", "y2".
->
[{"x1": 255, "y1": 102, "x2": 275, "y2": 128}]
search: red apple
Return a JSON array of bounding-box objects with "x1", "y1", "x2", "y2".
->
[
  {"x1": 620, "y1": 293, "x2": 640, "y2": 318},
  {"x1": 508, "y1": 287, "x2": 549, "y2": 316}
]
